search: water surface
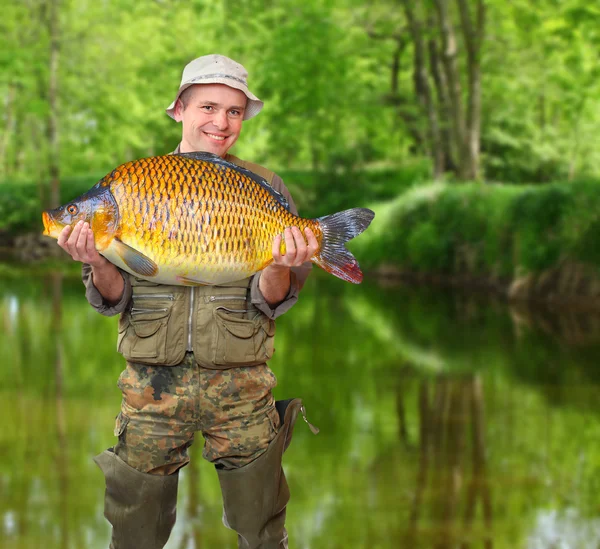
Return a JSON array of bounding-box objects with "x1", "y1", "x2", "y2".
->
[{"x1": 1, "y1": 267, "x2": 599, "y2": 549}]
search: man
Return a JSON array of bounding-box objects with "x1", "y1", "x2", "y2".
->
[{"x1": 57, "y1": 54, "x2": 319, "y2": 549}]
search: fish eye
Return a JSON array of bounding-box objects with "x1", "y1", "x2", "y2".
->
[{"x1": 67, "y1": 204, "x2": 78, "y2": 215}]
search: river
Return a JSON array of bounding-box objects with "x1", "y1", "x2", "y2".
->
[{"x1": 1, "y1": 266, "x2": 599, "y2": 549}]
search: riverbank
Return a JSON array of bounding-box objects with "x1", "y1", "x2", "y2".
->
[
  {"x1": 5, "y1": 173, "x2": 600, "y2": 309},
  {"x1": 353, "y1": 179, "x2": 600, "y2": 310}
]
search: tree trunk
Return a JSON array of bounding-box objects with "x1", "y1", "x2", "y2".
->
[
  {"x1": 47, "y1": 0, "x2": 61, "y2": 208},
  {"x1": 402, "y1": 0, "x2": 444, "y2": 179},
  {"x1": 0, "y1": 84, "x2": 16, "y2": 179},
  {"x1": 457, "y1": 0, "x2": 486, "y2": 180},
  {"x1": 427, "y1": 14, "x2": 456, "y2": 173},
  {"x1": 434, "y1": 0, "x2": 467, "y2": 178}
]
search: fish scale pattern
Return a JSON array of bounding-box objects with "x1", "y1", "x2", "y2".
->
[{"x1": 106, "y1": 155, "x2": 320, "y2": 283}]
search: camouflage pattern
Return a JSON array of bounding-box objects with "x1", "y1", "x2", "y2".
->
[{"x1": 113, "y1": 353, "x2": 280, "y2": 475}]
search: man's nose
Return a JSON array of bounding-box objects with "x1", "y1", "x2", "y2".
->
[{"x1": 213, "y1": 110, "x2": 228, "y2": 130}]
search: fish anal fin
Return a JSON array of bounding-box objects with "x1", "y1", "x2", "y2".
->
[
  {"x1": 176, "y1": 275, "x2": 210, "y2": 286},
  {"x1": 113, "y1": 239, "x2": 158, "y2": 277}
]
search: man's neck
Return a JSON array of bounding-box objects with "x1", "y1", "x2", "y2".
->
[{"x1": 176, "y1": 141, "x2": 229, "y2": 159}]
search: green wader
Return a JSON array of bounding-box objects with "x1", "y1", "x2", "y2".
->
[
  {"x1": 94, "y1": 398, "x2": 313, "y2": 549},
  {"x1": 217, "y1": 398, "x2": 308, "y2": 549}
]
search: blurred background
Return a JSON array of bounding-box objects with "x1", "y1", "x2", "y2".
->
[{"x1": 1, "y1": 0, "x2": 600, "y2": 548}]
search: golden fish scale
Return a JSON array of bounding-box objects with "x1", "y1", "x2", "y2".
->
[{"x1": 107, "y1": 156, "x2": 320, "y2": 278}]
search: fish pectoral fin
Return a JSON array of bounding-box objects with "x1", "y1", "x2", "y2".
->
[
  {"x1": 176, "y1": 275, "x2": 210, "y2": 286},
  {"x1": 113, "y1": 239, "x2": 158, "y2": 277}
]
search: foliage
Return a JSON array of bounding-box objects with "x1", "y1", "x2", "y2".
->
[
  {"x1": 2, "y1": 0, "x2": 600, "y2": 189},
  {"x1": 354, "y1": 178, "x2": 600, "y2": 278}
]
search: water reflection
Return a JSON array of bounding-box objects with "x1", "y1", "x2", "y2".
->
[{"x1": 0, "y1": 268, "x2": 599, "y2": 549}]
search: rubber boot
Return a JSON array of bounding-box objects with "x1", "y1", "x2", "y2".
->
[
  {"x1": 216, "y1": 398, "x2": 317, "y2": 549},
  {"x1": 94, "y1": 448, "x2": 179, "y2": 549}
]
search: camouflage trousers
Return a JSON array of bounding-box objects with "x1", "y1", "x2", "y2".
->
[{"x1": 113, "y1": 353, "x2": 281, "y2": 475}]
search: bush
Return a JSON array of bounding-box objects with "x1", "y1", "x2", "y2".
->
[
  {"x1": 0, "y1": 173, "x2": 110, "y2": 238},
  {"x1": 353, "y1": 179, "x2": 600, "y2": 279}
]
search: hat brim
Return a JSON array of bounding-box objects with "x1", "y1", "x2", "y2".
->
[{"x1": 165, "y1": 79, "x2": 263, "y2": 121}]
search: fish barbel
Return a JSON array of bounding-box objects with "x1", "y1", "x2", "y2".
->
[{"x1": 42, "y1": 152, "x2": 375, "y2": 285}]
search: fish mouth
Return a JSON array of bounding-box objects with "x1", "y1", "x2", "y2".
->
[{"x1": 41, "y1": 211, "x2": 63, "y2": 238}]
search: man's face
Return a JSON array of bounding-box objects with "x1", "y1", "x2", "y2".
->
[{"x1": 174, "y1": 84, "x2": 247, "y2": 157}]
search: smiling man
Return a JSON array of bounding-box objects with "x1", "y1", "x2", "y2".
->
[{"x1": 56, "y1": 54, "x2": 318, "y2": 549}]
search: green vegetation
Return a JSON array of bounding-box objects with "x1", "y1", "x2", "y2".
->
[
  {"x1": 353, "y1": 179, "x2": 600, "y2": 279},
  {"x1": 2, "y1": 0, "x2": 600, "y2": 187},
  {"x1": 3, "y1": 0, "x2": 600, "y2": 289}
]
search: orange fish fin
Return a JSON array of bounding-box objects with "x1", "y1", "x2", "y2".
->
[
  {"x1": 312, "y1": 208, "x2": 375, "y2": 284},
  {"x1": 176, "y1": 275, "x2": 210, "y2": 286},
  {"x1": 113, "y1": 238, "x2": 158, "y2": 277}
]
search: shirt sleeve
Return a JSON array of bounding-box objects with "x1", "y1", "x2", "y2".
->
[
  {"x1": 248, "y1": 172, "x2": 313, "y2": 318},
  {"x1": 81, "y1": 263, "x2": 132, "y2": 316}
]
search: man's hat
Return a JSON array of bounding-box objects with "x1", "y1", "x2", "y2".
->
[{"x1": 165, "y1": 54, "x2": 263, "y2": 121}]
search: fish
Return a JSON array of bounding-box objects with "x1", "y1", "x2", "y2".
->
[{"x1": 42, "y1": 152, "x2": 375, "y2": 285}]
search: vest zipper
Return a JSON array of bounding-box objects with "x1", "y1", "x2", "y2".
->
[
  {"x1": 131, "y1": 307, "x2": 168, "y2": 315},
  {"x1": 208, "y1": 295, "x2": 246, "y2": 302},
  {"x1": 132, "y1": 294, "x2": 175, "y2": 300},
  {"x1": 187, "y1": 287, "x2": 195, "y2": 352}
]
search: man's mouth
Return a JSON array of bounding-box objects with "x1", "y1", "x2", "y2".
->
[{"x1": 204, "y1": 132, "x2": 227, "y2": 142}]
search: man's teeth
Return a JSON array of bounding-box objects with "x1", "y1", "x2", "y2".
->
[{"x1": 206, "y1": 133, "x2": 226, "y2": 141}]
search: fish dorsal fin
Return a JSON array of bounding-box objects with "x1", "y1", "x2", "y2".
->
[{"x1": 175, "y1": 151, "x2": 290, "y2": 212}]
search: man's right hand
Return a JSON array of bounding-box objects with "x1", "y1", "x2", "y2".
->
[
  {"x1": 57, "y1": 220, "x2": 108, "y2": 267},
  {"x1": 57, "y1": 220, "x2": 125, "y2": 304}
]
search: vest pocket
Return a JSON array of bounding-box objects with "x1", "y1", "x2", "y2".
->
[
  {"x1": 199, "y1": 308, "x2": 275, "y2": 368},
  {"x1": 118, "y1": 307, "x2": 172, "y2": 363}
]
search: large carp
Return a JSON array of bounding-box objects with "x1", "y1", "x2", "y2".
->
[{"x1": 42, "y1": 152, "x2": 375, "y2": 285}]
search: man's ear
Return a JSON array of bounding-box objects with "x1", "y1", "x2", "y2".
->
[{"x1": 173, "y1": 98, "x2": 184, "y2": 122}]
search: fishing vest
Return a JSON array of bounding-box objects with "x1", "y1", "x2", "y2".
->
[{"x1": 117, "y1": 154, "x2": 277, "y2": 369}]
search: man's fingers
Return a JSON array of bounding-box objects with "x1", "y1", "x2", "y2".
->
[
  {"x1": 75, "y1": 222, "x2": 89, "y2": 255},
  {"x1": 283, "y1": 228, "x2": 296, "y2": 261},
  {"x1": 85, "y1": 227, "x2": 97, "y2": 257},
  {"x1": 305, "y1": 227, "x2": 319, "y2": 259},
  {"x1": 291, "y1": 227, "x2": 307, "y2": 260},
  {"x1": 57, "y1": 225, "x2": 72, "y2": 248},
  {"x1": 272, "y1": 234, "x2": 283, "y2": 261}
]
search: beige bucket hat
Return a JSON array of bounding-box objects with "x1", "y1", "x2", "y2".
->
[{"x1": 166, "y1": 54, "x2": 263, "y2": 121}]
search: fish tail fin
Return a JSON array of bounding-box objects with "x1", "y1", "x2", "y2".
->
[{"x1": 312, "y1": 208, "x2": 375, "y2": 284}]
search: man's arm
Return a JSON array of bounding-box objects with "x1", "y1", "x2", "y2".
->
[{"x1": 57, "y1": 220, "x2": 125, "y2": 305}]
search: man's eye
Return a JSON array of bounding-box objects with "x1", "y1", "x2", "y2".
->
[
  {"x1": 229, "y1": 110, "x2": 241, "y2": 117},
  {"x1": 202, "y1": 105, "x2": 213, "y2": 111}
]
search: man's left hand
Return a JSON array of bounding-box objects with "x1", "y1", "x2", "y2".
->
[
  {"x1": 258, "y1": 227, "x2": 318, "y2": 307},
  {"x1": 271, "y1": 227, "x2": 319, "y2": 269}
]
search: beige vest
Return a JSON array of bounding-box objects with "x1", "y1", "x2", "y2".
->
[{"x1": 117, "y1": 154, "x2": 277, "y2": 369}]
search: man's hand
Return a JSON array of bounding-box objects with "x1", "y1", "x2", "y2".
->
[
  {"x1": 259, "y1": 227, "x2": 318, "y2": 307},
  {"x1": 57, "y1": 220, "x2": 107, "y2": 267},
  {"x1": 57, "y1": 220, "x2": 124, "y2": 304},
  {"x1": 272, "y1": 227, "x2": 318, "y2": 269}
]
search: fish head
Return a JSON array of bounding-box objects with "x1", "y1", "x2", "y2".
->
[{"x1": 42, "y1": 185, "x2": 119, "y2": 248}]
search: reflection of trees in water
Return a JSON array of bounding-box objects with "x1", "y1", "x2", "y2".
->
[
  {"x1": 510, "y1": 301, "x2": 600, "y2": 346},
  {"x1": 402, "y1": 374, "x2": 492, "y2": 549},
  {"x1": 50, "y1": 272, "x2": 70, "y2": 549},
  {"x1": 176, "y1": 448, "x2": 206, "y2": 549},
  {"x1": 2, "y1": 271, "x2": 600, "y2": 547}
]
